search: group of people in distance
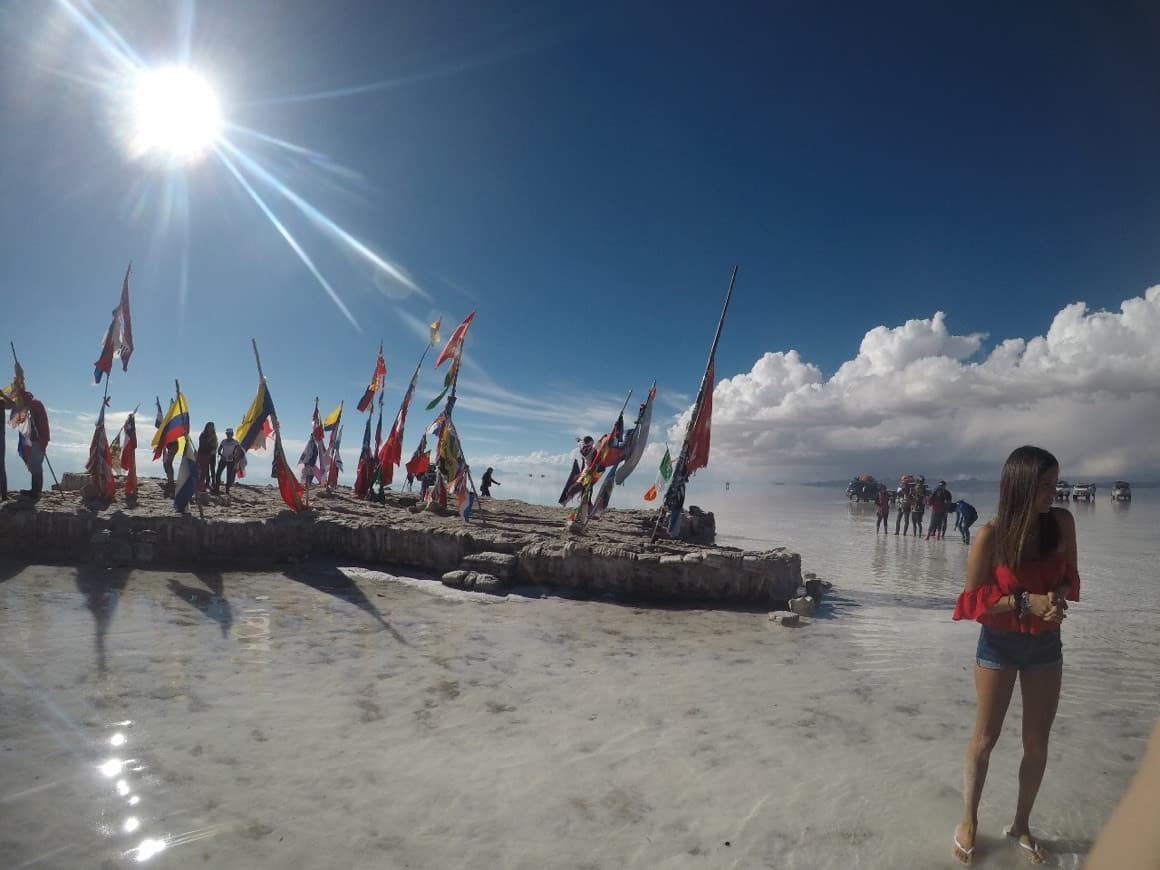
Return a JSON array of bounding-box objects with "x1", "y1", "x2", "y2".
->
[
  {"x1": 875, "y1": 475, "x2": 978, "y2": 542},
  {"x1": 194, "y1": 422, "x2": 243, "y2": 497}
]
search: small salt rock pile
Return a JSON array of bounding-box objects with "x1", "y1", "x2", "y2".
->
[{"x1": 768, "y1": 572, "x2": 832, "y2": 627}]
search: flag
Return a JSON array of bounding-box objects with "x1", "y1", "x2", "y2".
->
[
  {"x1": 237, "y1": 382, "x2": 275, "y2": 451},
  {"x1": 451, "y1": 469, "x2": 475, "y2": 521},
  {"x1": 326, "y1": 425, "x2": 343, "y2": 489},
  {"x1": 322, "y1": 402, "x2": 343, "y2": 432},
  {"x1": 252, "y1": 418, "x2": 274, "y2": 452},
  {"x1": 434, "y1": 311, "x2": 476, "y2": 368},
  {"x1": 685, "y1": 359, "x2": 714, "y2": 473},
  {"x1": 121, "y1": 412, "x2": 138, "y2": 496},
  {"x1": 93, "y1": 264, "x2": 134, "y2": 383},
  {"x1": 429, "y1": 317, "x2": 442, "y2": 346},
  {"x1": 272, "y1": 431, "x2": 308, "y2": 512},
  {"x1": 378, "y1": 365, "x2": 420, "y2": 484},
  {"x1": 109, "y1": 431, "x2": 122, "y2": 471},
  {"x1": 557, "y1": 459, "x2": 581, "y2": 506},
  {"x1": 356, "y1": 349, "x2": 387, "y2": 412},
  {"x1": 86, "y1": 403, "x2": 116, "y2": 501},
  {"x1": 235, "y1": 449, "x2": 248, "y2": 479},
  {"x1": 3, "y1": 358, "x2": 27, "y2": 413},
  {"x1": 154, "y1": 396, "x2": 164, "y2": 428},
  {"x1": 151, "y1": 393, "x2": 190, "y2": 460},
  {"x1": 615, "y1": 384, "x2": 656, "y2": 485},
  {"x1": 590, "y1": 464, "x2": 618, "y2": 518},
  {"x1": 301, "y1": 400, "x2": 329, "y2": 483},
  {"x1": 173, "y1": 437, "x2": 198, "y2": 513},
  {"x1": 354, "y1": 416, "x2": 375, "y2": 497},
  {"x1": 405, "y1": 435, "x2": 430, "y2": 477},
  {"x1": 374, "y1": 401, "x2": 383, "y2": 454},
  {"x1": 643, "y1": 448, "x2": 673, "y2": 501}
]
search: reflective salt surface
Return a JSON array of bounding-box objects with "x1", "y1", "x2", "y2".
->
[{"x1": 0, "y1": 485, "x2": 1156, "y2": 869}]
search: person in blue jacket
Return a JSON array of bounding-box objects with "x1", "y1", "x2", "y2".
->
[{"x1": 953, "y1": 499, "x2": 979, "y2": 544}]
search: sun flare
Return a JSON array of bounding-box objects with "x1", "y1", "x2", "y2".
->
[{"x1": 130, "y1": 67, "x2": 221, "y2": 164}]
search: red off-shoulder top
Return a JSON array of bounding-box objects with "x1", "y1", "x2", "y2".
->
[{"x1": 953, "y1": 550, "x2": 1081, "y2": 635}]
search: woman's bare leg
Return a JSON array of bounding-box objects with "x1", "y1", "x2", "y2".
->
[
  {"x1": 956, "y1": 666, "x2": 1018, "y2": 862},
  {"x1": 1008, "y1": 665, "x2": 1062, "y2": 863}
]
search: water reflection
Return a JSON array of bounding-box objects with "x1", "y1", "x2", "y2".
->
[
  {"x1": 167, "y1": 572, "x2": 233, "y2": 636},
  {"x1": 74, "y1": 566, "x2": 130, "y2": 675}
]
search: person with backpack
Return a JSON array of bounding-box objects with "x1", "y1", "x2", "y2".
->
[{"x1": 954, "y1": 499, "x2": 979, "y2": 544}]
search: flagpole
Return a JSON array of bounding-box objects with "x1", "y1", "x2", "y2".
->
[
  {"x1": 651, "y1": 265, "x2": 737, "y2": 542},
  {"x1": 11, "y1": 342, "x2": 60, "y2": 489},
  {"x1": 252, "y1": 338, "x2": 307, "y2": 512},
  {"x1": 445, "y1": 326, "x2": 481, "y2": 509}
]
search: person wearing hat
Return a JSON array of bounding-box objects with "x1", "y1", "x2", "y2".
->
[
  {"x1": 215, "y1": 427, "x2": 242, "y2": 496},
  {"x1": 927, "y1": 480, "x2": 953, "y2": 540}
]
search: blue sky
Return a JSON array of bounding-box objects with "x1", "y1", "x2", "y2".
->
[{"x1": 2, "y1": 1, "x2": 1159, "y2": 496}]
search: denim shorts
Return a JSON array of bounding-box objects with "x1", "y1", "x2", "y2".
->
[{"x1": 976, "y1": 625, "x2": 1062, "y2": 672}]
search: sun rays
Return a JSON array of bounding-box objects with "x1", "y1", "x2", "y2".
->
[{"x1": 50, "y1": 0, "x2": 426, "y2": 330}]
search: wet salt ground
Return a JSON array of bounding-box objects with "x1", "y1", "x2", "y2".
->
[{"x1": 0, "y1": 486, "x2": 1156, "y2": 869}]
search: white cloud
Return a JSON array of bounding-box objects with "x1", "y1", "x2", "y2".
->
[{"x1": 699, "y1": 286, "x2": 1160, "y2": 480}]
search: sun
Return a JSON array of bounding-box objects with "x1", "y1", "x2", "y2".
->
[{"x1": 130, "y1": 67, "x2": 222, "y2": 164}]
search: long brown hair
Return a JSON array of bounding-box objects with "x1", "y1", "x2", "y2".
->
[{"x1": 992, "y1": 445, "x2": 1059, "y2": 569}]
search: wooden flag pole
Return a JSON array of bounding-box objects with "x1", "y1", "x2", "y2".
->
[
  {"x1": 445, "y1": 327, "x2": 482, "y2": 514},
  {"x1": 10, "y1": 342, "x2": 60, "y2": 489}
]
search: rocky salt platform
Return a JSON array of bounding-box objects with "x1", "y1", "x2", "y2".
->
[{"x1": 0, "y1": 475, "x2": 802, "y2": 604}]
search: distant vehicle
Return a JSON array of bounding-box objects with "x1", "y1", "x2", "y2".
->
[
  {"x1": 1111, "y1": 481, "x2": 1132, "y2": 502},
  {"x1": 846, "y1": 476, "x2": 879, "y2": 501},
  {"x1": 1055, "y1": 480, "x2": 1072, "y2": 501},
  {"x1": 1071, "y1": 483, "x2": 1096, "y2": 501}
]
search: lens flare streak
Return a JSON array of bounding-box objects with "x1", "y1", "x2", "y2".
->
[{"x1": 214, "y1": 145, "x2": 361, "y2": 330}]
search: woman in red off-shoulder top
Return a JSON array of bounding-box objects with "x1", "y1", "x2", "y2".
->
[{"x1": 950, "y1": 446, "x2": 1080, "y2": 866}]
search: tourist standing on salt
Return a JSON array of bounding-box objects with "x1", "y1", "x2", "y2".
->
[
  {"x1": 22, "y1": 391, "x2": 50, "y2": 499},
  {"x1": 480, "y1": 467, "x2": 500, "y2": 497},
  {"x1": 216, "y1": 428, "x2": 242, "y2": 496},
  {"x1": 951, "y1": 445, "x2": 1080, "y2": 865},
  {"x1": 895, "y1": 483, "x2": 912, "y2": 535},
  {"x1": 875, "y1": 484, "x2": 891, "y2": 533},
  {"x1": 196, "y1": 422, "x2": 217, "y2": 493}
]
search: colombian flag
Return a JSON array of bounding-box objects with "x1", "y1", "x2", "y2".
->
[
  {"x1": 237, "y1": 382, "x2": 275, "y2": 452},
  {"x1": 323, "y1": 402, "x2": 343, "y2": 432},
  {"x1": 152, "y1": 393, "x2": 190, "y2": 460}
]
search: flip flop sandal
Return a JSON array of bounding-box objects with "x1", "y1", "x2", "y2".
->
[
  {"x1": 953, "y1": 835, "x2": 975, "y2": 865},
  {"x1": 1005, "y1": 827, "x2": 1048, "y2": 864}
]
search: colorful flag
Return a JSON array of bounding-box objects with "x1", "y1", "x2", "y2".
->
[
  {"x1": 356, "y1": 349, "x2": 387, "y2": 412},
  {"x1": 326, "y1": 425, "x2": 343, "y2": 489},
  {"x1": 684, "y1": 359, "x2": 714, "y2": 473},
  {"x1": 643, "y1": 448, "x2": 673, "y2": 502},
  {"x1": 151, "y1": 393, "x2": 190, "y2": 460},
  {"x1": 301, "y1": 400, "x2": 329, "y2": 483},
  {"x1": 404, "y1": 435, "x2": 430, "y2": 478},
  {"x1": 109, "y1": 431, "x2": 122, "y2": 471},
  {"x1": 378, "y1": 360, "x2": 421, "y2": 484},
  {"x1": 615, "y1": 384, "x2": 656, "y2": 485},
  {"x1": 272, "y1": 431, "x2": 308, "y2": 512},
  {"x1": 173, "y1": 437, "x2": 198, "y2": 513},
  {"x1": 322, "y1": 402, "x2": 343, "y2": 432},
  {"x1": 121, "y1": 412, "x2": 138, "y2": 496},
  {"x1": 235, "y1": 448, "x2": 248, "y2": 479},
  {"x1": 237, "y1": 382, "x2": 275, "y2": 451},
  {"x1": 590, "y1": 463, "x2": 618, "y2": 518},
  {"x1": 557, "y1": 459, "x2": 581, "y2": 506},
  {"x1": 311, "y1": 399, "x2": 324, "y2": 442},
  {"x1": 434, "y1": 311, "x2": 476, "y2": 368},
  {"x1": 93, "y1": 264, "x2": 134, "y2": 383},
  {"x1": 429, "y1": 317, "x2": 442, "y2": 346},
  {"x1": 86, "y1": 403, "x2": 116, "y2": 501},
  {"x1": 353, "y1": 415, "x2": 375, "y2": 497},
  {"x1": 154, "y1": 396, "x2": 164, "y2": 429}
]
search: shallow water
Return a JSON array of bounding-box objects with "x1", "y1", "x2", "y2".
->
[{"x1": 0, "y1": 485, "x2": 1156, "y2": 868}]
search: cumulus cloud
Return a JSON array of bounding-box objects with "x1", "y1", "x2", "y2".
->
[{"x1": 700, "y1": 286, "x2": 1160, "y2": 480}]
